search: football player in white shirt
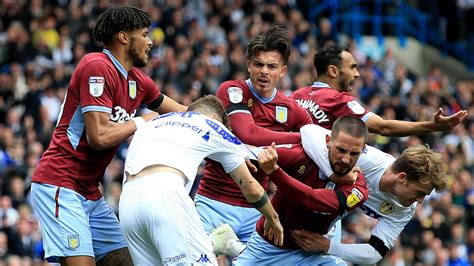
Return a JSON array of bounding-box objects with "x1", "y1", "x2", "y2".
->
[
  {"x1": 291, "y1": 124, "x2": 447, "y2": 264},
  {"x1": 119, "y1": 95, "x2": 283, "y2": 266}
]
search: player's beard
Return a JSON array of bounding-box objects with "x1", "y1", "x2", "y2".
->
[
  {"x1": 328, "y1": 146, "x2": 353, "y2": 176},
  {"x1": 329, "y1": 159, "x2": 352, "y2": 176},
  {"x1": 129, "y1": 39, "x2": 147, "y2": 67},
  {"x1": 338, "y1": 70, "x2": 350, "y2": 92}
]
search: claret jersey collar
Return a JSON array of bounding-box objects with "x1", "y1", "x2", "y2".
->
[
  {"x1": 312, "y1": 81, "x2": 331, "y2": 88},
  {"x1": 103, "y1": 49, "x2": 128, "y2": 79},
  {"x1": 245, "y1": 79, "x2": 277, "y2": 104}
]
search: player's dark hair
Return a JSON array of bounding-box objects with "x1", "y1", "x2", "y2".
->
[
  {"x1": 93, "y1": 6, "x2": 151, "y2": 46},
  {"x1": 187, "y1": 95, "x2": 228, "y2": 126},
  {"x1": 246, "y1": 25, "x2": 291, "y2": 64},
  {"x1": 314, "y1": 44, "x2": 344, "y2": 76},
  {"x1": 331, "y1": 116, "x2": 368, "y2": 143}
]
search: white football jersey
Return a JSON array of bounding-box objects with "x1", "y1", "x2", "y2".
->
[
  {"x1": 300, "y1": 124, "x2": 416, "y2": 249},
  {"x1": 124, "y1": 112, "x2": 257, "y2": 193}
]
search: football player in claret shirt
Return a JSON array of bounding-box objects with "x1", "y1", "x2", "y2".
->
[
  {"x1": 235, "y1": 116, "x2": 370, "y2": 265},
  {"x1": 119, "y1": 95, "x2": 283, "y2": 265},
  {"x1": 30, "y1": 7, "x2": 186, "y2": 266},
  {"x1": 194, "y1": 26, "x2": 312, "y2": 259},
  {"x1": 291, "y1": 43, "x2": 467, "y2": 133},
  {"x1": 291, "y1": 123, "x2": 447, "y2": 264}
]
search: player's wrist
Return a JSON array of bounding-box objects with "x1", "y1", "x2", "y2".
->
[{"x1": 131, "y1": 116, "x2": 146, "y2": 131}]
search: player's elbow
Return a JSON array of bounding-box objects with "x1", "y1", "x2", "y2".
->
[
  {"x1": 86, "y1": 135, "x2": 109, "y2": 150},
  {"x1": 369, "y1": 124, "x2": 392, "y2": 136}
]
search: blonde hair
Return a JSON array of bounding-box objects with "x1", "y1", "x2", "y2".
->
[{"x1": 392, "y1": 145, "x2": 447, "y2": 192}]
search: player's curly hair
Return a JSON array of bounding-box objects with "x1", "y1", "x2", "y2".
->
[
  {"x1": 314, "y1": 44, "x2": 345, "y2": 75},
  {"x1": 246, "y1": 25, "x2": 292, "y2": 64},
  {"x1": 93, "y1": 6, "x2": 151, "y2": 46},
  {"x1": 187, "y1": 95, "x2": 228, "y2": 127},
  {"x1": 392, "y1": 145, "x2": 447, "y2": 192}
]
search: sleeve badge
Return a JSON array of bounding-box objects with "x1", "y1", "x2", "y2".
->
[
  {"x1": 347, "y1": 100, "x2": 365, "y2": 115},
  {"x1": 89, "y1": 77, "x2": 105, "y2": 97},
  {"x1": 346, "y1": 187, "x2": 364, "y2": 208},
  {"x1": 228, "y1": 87, "x2": 243, "y2": 103}
]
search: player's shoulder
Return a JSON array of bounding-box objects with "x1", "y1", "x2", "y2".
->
[
  {"x1": 80, "y1": 53, "x2": 111, "y2": 65},
  {"x1": 293, "y1": 85, "x2": 313, "y2": 93},
  {"x1": 217, "y1": 80, "x2": 248, "y2": 92},
  {"x1": 78, "y1": 53, "x2": 115, "y2": 72}
]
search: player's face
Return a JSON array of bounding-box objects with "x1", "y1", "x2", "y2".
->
[
  {"x1": 247, "y1": 50, "x2": 287, "y2": 98},
  {"x1": 129, "y1": 28, "x2": 152, "y2": 67},
  {"x1": 337, "y1": 51, "x2": 359, "y2": 93},
  {"x1": 395, "y1": 176, "x2": 433, "y2": 207},
  {"x1": 327, "y1": 132, "x2": 365, "y2": 176}
]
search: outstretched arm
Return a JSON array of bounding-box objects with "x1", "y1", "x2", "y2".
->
[
  {"x1": 366, "y1": 108, "x2": 467, "y2": 136},
  {"x1": 228, "y1": 163, "x2": 283, "y2": 246}
]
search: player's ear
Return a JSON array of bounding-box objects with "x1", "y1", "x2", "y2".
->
[
  {"x1": 280, "y1": 65, "x2": 288, "y2": 77},
  {"x1": 328, "y1": 65, "x2": 339, "y2": 79},
  {"x1": 209, "y1": 113, "x2": 219, "y2": 121},
  {"x1": 117, "y1": 31, "x2": 129, "y2": 45},
  {"x1": 325, "y1": 134, "x2": 331, "y2": 146},
  {"x1": 396, "y1": 172, "x2": 408, "y2": 183}
]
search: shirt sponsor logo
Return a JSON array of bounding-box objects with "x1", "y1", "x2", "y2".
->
[
  {"x1": 129, "y1": 80, "x2": 137, "y2": 99},
  {"x1": 164, "y1": 254, "x2": 186, "y2": 264},
  {"x1": 110, "y1": 107, "x2": 137, "y2": 123},
  {"x1": 275, "y1": 106, "x2": 288, "y2": 123},
  {"x1": 67, "y1": 234, "x2": 80, "y2": 250},
  {"x1": 294, "y1": 99, "x2": 330, "y2": 123},
  {"x1": 89, "y1": 77, "x2": 104, "y2": 97},
  {"x1": 347, "y1": 100, "x2": 365, "y2": 115},
  {"x1": 228, "y1": 87, "x2": 243, "y2": 103},
  {"x1": 379, "y1": 201, "x2": 395, "y2": 214}
]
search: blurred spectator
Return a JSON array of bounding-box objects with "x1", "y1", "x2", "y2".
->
[{"x1": 0, "y1": 0, "x2": 471, "y2": 264}]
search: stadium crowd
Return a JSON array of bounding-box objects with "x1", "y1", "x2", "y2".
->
[{"x1": 0, "y1": 0, "x2": 473, "y2": 265}]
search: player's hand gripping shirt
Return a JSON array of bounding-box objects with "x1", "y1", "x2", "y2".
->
[
  {"x1": 124, "y1": 111, "x2": 257, "y2": 194},
  {"x1": 197, "y1": 79, "x2": 312, "y2": 206},
  {"x1": 32, "y1": 50, "x2": 162, "y2": 200},
  {"x1": 300, "y1": 124, "x2": 417, "y2": 250},
  {"x1": 291, "y1": 82, "x2": 374, "y2": 128},
  {"x1": 255, "y1": 143, "x2": 369, "y2": 249}
]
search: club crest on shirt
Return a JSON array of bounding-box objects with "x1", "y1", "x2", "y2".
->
[
  {"x1": 129, "y1": 80, "x2": 137, "y2": 99},
  {"x1": 89, "y1": 77, "x2": 104, "y2": 97},
  {"x1": 379, "y1": 201, "x2": 395, "y2": 214},
  {"x1": 347, "y1": 100, "x2": 365, "y2": 115},
  {"x1": 275, "y1": 106, "x2": 288, "y2": 123},
  {"x1": 228, "y1": 87, "x2": 243, "y2": 103},
  {"x1": 67, "y1": 234, "x2": 80, "y2": 250}
]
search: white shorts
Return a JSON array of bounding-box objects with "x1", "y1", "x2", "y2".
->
[{"x1": 119, "y1": 173, "x2": 217, "y2": 265}]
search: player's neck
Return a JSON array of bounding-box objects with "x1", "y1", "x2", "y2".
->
[
  {"x1": 379, "y1": 167, "x2": 396, "y2": 194},
  {"x1": 317, "y1": 77, "x2": 338, "y2": 91},
  {"x1": 106, "y1": 47, "x2": 133, "y2": 72}
]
